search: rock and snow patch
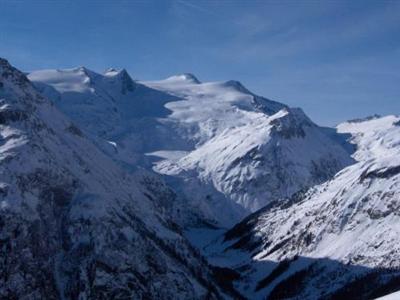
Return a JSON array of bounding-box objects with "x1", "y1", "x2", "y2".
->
[
  {"x1": 30, "y1": 67, "x2": 353, "y2": 226},
  {"x1": 3, "y1": 56, "x2": 400, "y2": 299},
  {"x1": 206, "y1": 115, "x2": 400, "y2": 299},
  {"x1": 0, "y1": 58, "x2": 232, "y2": 299}
]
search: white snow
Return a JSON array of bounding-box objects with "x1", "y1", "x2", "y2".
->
[
  {"x1": 28, "y1": 67, "x2": 353, "y2": 226},
  {"x1": 207, "y1": 114, "x2": 400, "y2": 298},
  {"x1": 3, "y1": 57, "x2": 399, "y2": 298},
  {"x1": 28, "y1": 67, "x2": 95, "y2": 93},
  {"x1": 1, "y1": 57, "x2": 226, "y2": 299},
  {"x1": 376, "y1": 290, "x2": 400, "y2": 300}
]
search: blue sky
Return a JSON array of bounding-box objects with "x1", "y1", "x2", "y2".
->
[{"x1": 0, "y1": 0, "x2": 399, "y2": 125}]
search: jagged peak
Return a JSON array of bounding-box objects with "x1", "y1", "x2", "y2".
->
[
  {"x1": 269, "y1": 107, "x2": 315, "y2": 139},
  {"x1": 104, "y1": 68, "x2": 132, "y2": 80},
  {"x1": 276, "y1": 107, "x2": 314, "y2": 125},
  {"x1": 103, "y1": 68, "x2": 135, "y2": 94},
  {"x1": 117, "y1": 69, "x2": 130, "y2": 78},
  {"x1": 0, "y1": 58, "x2": 45, "y2": 110},
  {"x1": 0, "y1": 57, "x2": 23, "y2": 78},
  {"x1": 0, "y1": 57, "x2": 11, "y2": 68},
  {"x1": 0, "y1": 57, "x2": 33, "y2": 91}
]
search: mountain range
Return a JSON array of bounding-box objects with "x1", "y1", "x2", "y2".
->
[
  {"x1": 28, "y1": 66, "x2": 353, "y2": 227},
  {"x1": 1, "y1": 57, "x2": 399, "y2": 299}
]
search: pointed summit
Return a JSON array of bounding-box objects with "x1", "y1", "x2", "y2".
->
[
  {"x1": 0, "y1": 57, "x2": 31, "y2": 88},
  {"x1": 0, "y1": 57, "x2": 10, "y2": 68},
  {"x1": 0, "y1": 57, "x2": 43, "y2": 108},
  {"x1": 104, "y1": 68, "x2": 136, "y2": 94}
]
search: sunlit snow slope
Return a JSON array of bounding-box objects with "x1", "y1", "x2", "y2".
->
[
  {"x1": 209, "y1": 115, "x2": 400, "y2": 299},
  {"x1": 0, "y1": 58, "x2": 235, "y2": 299},
  {"x1": 29, "y1": 68, "x2": 353, "y2": 226}
]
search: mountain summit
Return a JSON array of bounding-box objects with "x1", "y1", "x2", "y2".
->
[
  {"x1": 2, "y1": 57, "x2": 400, "y2": 299},
  {"x1": 29, "y1": 66, "x2": 353, "y2": 226},
  {"x1": 0, "y1": 58, "x2": 234, "y2": 299}
]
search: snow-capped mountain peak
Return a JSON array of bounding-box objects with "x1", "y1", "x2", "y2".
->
[
  {"x1": 29, "y1": 65, "x2": 351, "y2": 224},
  {"x1": 4, "y1": 55, "x2": 400, "y2": 299},
  {"x1": 29, "y1": 65, "x2": 354, "y2": 226},
  {"x1": 28, "y1": 67, "x2": 96, "y2": 93},
  {"x1": 1, "y1": 57, "x2": 236, "y2": 299}
]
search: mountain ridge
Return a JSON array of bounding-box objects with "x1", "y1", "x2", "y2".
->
[
  {"x1": 29, "y1": 65, "x2": 353, "y2": 227},
  {"x1": 2, "y1": 56, "x2": 400, "y2": 298},
  {"x1": 205, "y1": 114, "x2": 400, "y2": 299},
  {"x1": 0, "y1": 57, "x2": 236, "y2": 299}
]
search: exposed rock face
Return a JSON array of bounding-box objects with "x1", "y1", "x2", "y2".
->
[{"x1": 0, "y1": 58, "x2": 235, "y2": 299}]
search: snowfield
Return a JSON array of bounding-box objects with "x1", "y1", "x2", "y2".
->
[
  {"x1": 1, "y1": 56, "x2": 399, "y2": 299},
  {"x1": 30, "y1": 67, "x2": 353, "y2": 227}
]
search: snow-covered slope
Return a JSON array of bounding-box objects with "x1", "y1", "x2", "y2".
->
[
  {"x1": 145, "y1": 77, "x2": 353, "y2": 215},
  {"x1": 376, "y1": 290, "x2": 400, "y2": 300},
  {"x1": 0, "y1": 58, "x2": 236, "y2": 299},
  {"x1": 29, "y1": 68, "x2": 353, "y2": 226},
  {"x1": 207, "y1": 115, "x2": 400, "y2": 299},
  {"x1": 29, "y1": 67, "x2": 182, "y2": 166}
]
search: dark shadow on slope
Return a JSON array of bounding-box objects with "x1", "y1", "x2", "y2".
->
[
  {"x1": 360, "y1": 165, "x2": 400, "y2": 182},
  {"x1": 320, "y1": 126, "x2": 357, "y2": 156},
  {"x1": 33, "y1": 78, "x2": 194, "y2": 165},
  {"x1": 51, "y1": 81, "x2": 181, "y2": 119},
  {"x1": 116, "y1": 83, "x2": 180, "y2": 119},
  {"x1": 209, "y1": 253, "x2": 400, "y2": 300},
  {"x1": 255, "y1": 256, "x2": 298, "y2": 292},
  {"x1": 264, "y1": 257, "x2": 400, "y2": 300},
  {"x1": 220, "y1": 201, "x2": 400, "y2": 299}
]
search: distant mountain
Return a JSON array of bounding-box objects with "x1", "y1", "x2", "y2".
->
[
  {"x1": 29, "y1": 67, "x2": 353, "y2": 227},
  {"x1": 3, "y1": 57, "x2": 400, "y2": 299},
  {"x1": 0, "y1": 58, "x2": 235, "y2": 299},
  {"x1": 206, "y1": 115, "x2": 400, "y2": 299}
]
